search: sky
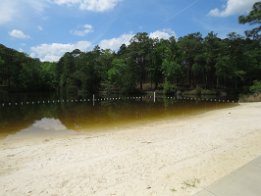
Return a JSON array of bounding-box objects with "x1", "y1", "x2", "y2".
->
[{"x1": 0, "y1": 0, "x2": 257, "y2": 62}]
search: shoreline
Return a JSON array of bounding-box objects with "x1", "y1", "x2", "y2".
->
[{"x1": 1, "y1": 102, "x2": 261, "y2": 195}]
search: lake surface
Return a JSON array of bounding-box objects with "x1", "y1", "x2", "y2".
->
[{"x1": 0, "y1": 97, "x2": 236, "y2": 140}]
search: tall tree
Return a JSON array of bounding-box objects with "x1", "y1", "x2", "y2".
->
[
  {"x1": 202, "y1": 32, "x2": 222, "y2": 88},
  {"x1": 239, "y1": 2, "x2": 261, "y2": 39},
  {"x1": 148, "y1": 38, "x2": 166, "y2": 89},
  {"x1": 0, "y1": 56, "x2": 5, "y2": 86},
  {"x1": 178, "y1": 33, "x2": 203, "y2": 87},
  {"x1": 129, "y1": 32, "x2": 153, "y2": 90}
]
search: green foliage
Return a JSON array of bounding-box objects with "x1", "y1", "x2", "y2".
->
[
  {"x1": 128, "y1": 32, "x2": 153, "y2": 90},
  {"x1": 239, "y1": 2, "x2": 261, "y2": 39},
  {"x1": 162, "y1": 58, "x2": 182, "y2": 82},
  {"x1": 40, "y1": 62, "x2": 56, "y2": 90},
  {"x1": 0, "y1": 44, "x2": 55, "y2": 92},
  {"x1": 108, "y1": 58, "x2": 127, "y2": 83},
  {"x1": 163, "y1": 81, "x2": 176, "y2": 95},
  {"x1": 107, "y1": 58, "x2": 136, "y2": 94},
  {"x1": 178, "y1": 33, "x2": 203, "y2": 86},
  {"x1": 250, "y1": 80, "x2": 261, "y2": 93},
  {"x1": 0, "y1": 56, "x2": 5, "y2": 85},
  {"x1": 0, "y1": 2, "x2": 260, "y2": 96},
  {"x1": 55, "y1": 49, "x2": 104, "y2": 95}
]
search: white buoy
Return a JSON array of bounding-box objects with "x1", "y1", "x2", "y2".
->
[{"x1": 154, "y1": 91, "x2": 156, "y2": 103}]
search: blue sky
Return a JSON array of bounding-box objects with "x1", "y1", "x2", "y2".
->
[{"x1": 0, "y1": 0, "x2": 257, "y2": 61}]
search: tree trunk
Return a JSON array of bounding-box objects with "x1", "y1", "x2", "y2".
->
[
  {"x1": 216, "y1": 76, "x2": 219, "y2": 89},
  {"x1": 140, "y1": 81, "x2": 143, "y2": 90}
]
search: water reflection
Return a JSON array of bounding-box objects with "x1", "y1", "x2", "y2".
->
[
  {"x1": 0, "y1": 100, "x2": 236, "y2": 140},
  {"x1": 32, "y1": 118, "x2": 67, "y2": 131},
  {"x1": 4, "y1": 118, "x2": 75, "y2": 141}
]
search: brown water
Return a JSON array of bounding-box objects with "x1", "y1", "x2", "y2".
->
[{"x1": 0, "y1": 99, "x2": 236, "y2": 140}]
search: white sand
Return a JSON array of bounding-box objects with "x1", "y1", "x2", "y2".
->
[{"x1": 0, "y1": 102, "x2": 261, "y2": 196}]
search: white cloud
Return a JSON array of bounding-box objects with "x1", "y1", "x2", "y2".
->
[
  {"x1": 30, "y1": 28, "x2": 177, "y2": 61},
  {"x1": 99, "y1": 33, "x2": 134, "y2": 51},
  {"x1": 51, "y1": 0, "x2": 122, "y2": 12},
  {"x1": 28, "y1": 1, "x2": 47, "y2": 13},
  {"x1": 209, "y1": 0, "x2": 256, "y2": 17},
  {"x1": 0, "y1": 0, "x2": 120, "y2": 26},
  {"x1": 99, "y1": 29, "x2": 177, "y2": 51},
  {"x1": 0, "y1": 0, "x2": 47, "y2": 26},
  {"x1": 149, "y1": 29, "x2": 177, "y2": 40},
  {"x1": 9, "y1": 29, "x2": 30, "y2": 39},
  {"x1": 30, "y1": 41, "x2": 93, "y2": 62},
  {"x1": 71, "y1": 24, "x2": 93, "y2": 36},
  {"x1": 0, "y1": 1, "x2": 17, "y2": 25}
]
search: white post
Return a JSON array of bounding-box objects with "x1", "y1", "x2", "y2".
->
[
  {"x1": 154, "y1": 91, "x2": 156, "y2": 103},
  {"x1": 93, "y1": 94, "x2": 95, "y2": 106}
]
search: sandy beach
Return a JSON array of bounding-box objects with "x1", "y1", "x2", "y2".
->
[{"x1": 0, "y1": 102, "x2": 261, "y2": 196}]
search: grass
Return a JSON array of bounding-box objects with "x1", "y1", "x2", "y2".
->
[{"x1": 183, "y1": 178, "x2": 200, "y2": 188}]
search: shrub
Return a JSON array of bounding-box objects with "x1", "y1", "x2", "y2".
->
[
  {"x1": 163, "y1": 81, "x2": 176, "y2": 95},
  {"x1": 239, "y1": 93, "x2": 261, "y2": 102},
  {"x1": 250, "y1": 80, "x2": 261, "y2": 94},
  {"x1": 183, "y1": 86, "x2": 202, "y2": 96},
  {"x1": 67, "y1": 85, "x2": 78, "y2": 95}
]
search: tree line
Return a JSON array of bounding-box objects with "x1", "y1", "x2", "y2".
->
[
  {"x1": 0, "y1": 2, "x2": 260, "y2": 96},
  {"x1": 0, "y1": 44, "x2": 56, "y2": 92}
]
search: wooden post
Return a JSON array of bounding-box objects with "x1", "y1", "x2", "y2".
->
[{"x1": 154, "y1": 91, "x2": 156, "y2": 103}]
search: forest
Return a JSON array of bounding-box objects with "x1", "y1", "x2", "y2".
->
[{"x1": 0, "y1": 2, "x2": 260, "y2": 97}]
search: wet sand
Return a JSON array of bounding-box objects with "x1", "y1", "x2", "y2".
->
[{"x1": 0, "y1": 102, "x2": 261, "y2": 196}]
